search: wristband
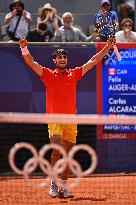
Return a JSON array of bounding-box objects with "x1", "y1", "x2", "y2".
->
[{"x1": 20, "y1": 47, "x2": 29, "y2": 56}]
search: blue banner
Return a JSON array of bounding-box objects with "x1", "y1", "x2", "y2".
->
[
  {"x1": 97, "y1": 44, "x2": 136, "y2": 139},
  {"x1": 103, "y1": 48, "x2": 136, "y2": 133},
  {"x1": 96, "y1": 44, "x2": 136, "y2": 173}
]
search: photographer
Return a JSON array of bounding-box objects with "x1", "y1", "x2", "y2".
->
[{"x1": 5, "y1": 0, "x2": 32, "y2": 41}]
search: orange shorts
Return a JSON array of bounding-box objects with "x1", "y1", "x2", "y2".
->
[{"x1": 48, "y1": 123, "x2": 77, "y2": 143}]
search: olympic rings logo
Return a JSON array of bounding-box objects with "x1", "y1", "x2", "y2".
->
[{"x1": 9, "y1": 143, "x2": 98, "y2": 189}]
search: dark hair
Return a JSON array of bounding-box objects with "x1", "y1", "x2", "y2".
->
[
  {"x1": 38, "y1": 23, "x2": 47, "y2": 31},
  {"x1": 52, "y1": 49, "x2": 68, "y2": 59},
  {"x1": 9, "y1": 0, "x2": 24, "y2": 11}
]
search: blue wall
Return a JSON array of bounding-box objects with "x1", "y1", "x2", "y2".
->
[
  {"x1": 0, "y1": 44, "x2": 96, "y2": 114},
  {"x1": 96, "y1": 139, "x2": 136, "y2": 173}
]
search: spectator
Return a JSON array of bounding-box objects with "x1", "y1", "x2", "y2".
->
[
  {"x1": 120, "y1": 0, "x2": 135, "y2": 20},
  {"x1": 5, "y1": 0, "x2": 32, "y2": 41},
  {"x1": 27, "y1": 23, "x2": 54, "y2": 42},
  {"x1": 53, "y1": 7, "x2": 63, "y2": 28},
  {"x1": 115, "y1": 18, "x2": 136, "y2": 42},
  {"x1": 55, "y1": 12, "x2": 93, "y2": 42},
  {"x1": 94, "y1": 0, "x2": 119, "y2": 42},
  {"x1": 0, "y1": 26, "x2": 8, "y2": 41},
  {"x1": 37, "y1": 3, "x2": 62, "y2": 35}
]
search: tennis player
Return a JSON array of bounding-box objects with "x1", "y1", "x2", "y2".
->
[{"x1": 19, "y1": 36, "x2": 116, "y2": 198}]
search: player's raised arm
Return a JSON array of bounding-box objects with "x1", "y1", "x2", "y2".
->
[
  {"x1": 82, "y1": 36, "x2": 116, "y2": 76},
  {"x1": 19, "y1": 38, "x2": 43, "y2": 77}
]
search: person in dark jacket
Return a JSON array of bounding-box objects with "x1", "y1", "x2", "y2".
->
[{"x1": 27, "y1": 22, "x2": 54, "y2": 42}]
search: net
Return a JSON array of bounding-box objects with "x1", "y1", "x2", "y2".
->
[{"x1": 0, "y1": 112, "x2": 136, "y2": 205}]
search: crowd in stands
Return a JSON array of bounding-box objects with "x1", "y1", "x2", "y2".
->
[{"x1": 0, "y1": 0, "x2": 136, "y2": 43}]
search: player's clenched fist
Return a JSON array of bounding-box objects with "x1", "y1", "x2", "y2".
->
[
  {"x1": 19, "y1": 38, "x2": 29, "y2": 56},
  {"x1": 19, "y1": 38, "x2": 27, "y2": 48}
]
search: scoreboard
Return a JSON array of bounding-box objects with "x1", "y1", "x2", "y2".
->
[{"x1": 97, "y1": 44, "x2": 136, "y2": 139}]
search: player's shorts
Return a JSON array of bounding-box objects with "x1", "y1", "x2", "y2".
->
[{"x1": 48, "y1": 123, "x2": 77, "y2": 143}]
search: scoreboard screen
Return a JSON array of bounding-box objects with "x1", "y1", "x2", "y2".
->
[{"x1": 97, "y1": 44, "x2": 136, "y2": 139}]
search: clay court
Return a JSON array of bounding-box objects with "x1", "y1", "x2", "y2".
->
[{"x1": 0, "y1": 175, "x2": 136, "y2": 205}]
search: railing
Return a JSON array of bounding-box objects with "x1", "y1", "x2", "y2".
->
[{"x1": 0, "y1": 41, "x2": 96, "y2": 46}]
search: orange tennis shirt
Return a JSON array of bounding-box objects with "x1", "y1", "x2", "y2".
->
[{"x1": 40, "y1": 67, "x2": 82, "y2": 114}]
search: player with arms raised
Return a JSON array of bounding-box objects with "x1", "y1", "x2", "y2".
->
[{"x1": 19, "y1": 36, "x2": 116, "y2": 198}]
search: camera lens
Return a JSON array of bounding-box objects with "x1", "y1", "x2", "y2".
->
[{"x1": 16, "y1": 9, "x2": 22, "y2": 16}]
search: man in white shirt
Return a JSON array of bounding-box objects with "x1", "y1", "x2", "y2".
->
[
  {"x1": 5, "y1": 0, "x2": 32, "y2": 41},
  {"x1": 54, "y1": 12, "x2": 93, "y2": 42},
  {"x1": 115, "y1": 18, "x2": 136, "y2": 42}
]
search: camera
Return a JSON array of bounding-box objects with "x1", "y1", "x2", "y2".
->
[{"x1": 16, "y1": 9, "x2": 23, "y2": 16}]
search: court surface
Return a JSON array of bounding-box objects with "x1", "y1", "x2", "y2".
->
[{"x1": 0, "y1": 175, "x2": 136, "y2": 205}]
